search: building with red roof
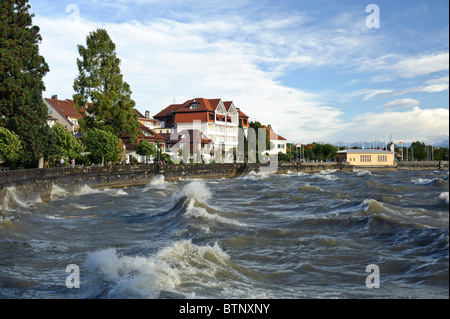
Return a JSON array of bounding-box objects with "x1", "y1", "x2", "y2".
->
[{"x1": 44, "y1": 95, "x2": 84, "y2": 134}]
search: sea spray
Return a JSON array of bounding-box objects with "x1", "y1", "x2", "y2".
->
[
  {"x1": 2, "y1": 186, "x2": 41, "y2": 210},
  {"x1": 143, "y1": 175, "x2": 168, "y2": 192},
  {"x1": 50, "y1": 184, "x2": 69, "y2": 200},
  {"x1": 439, "y1": 192, "x2": 449, "y2": 204},
  {"x1": 83, "y1": 240, "x2": 232, "y2": 298},
  {"x1": 178, "y1": 181, "x2": 246, "y2": 227}
]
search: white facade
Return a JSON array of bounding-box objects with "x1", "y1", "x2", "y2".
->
[{"x1": 174, "y1": 100, "x2": 239, "y2": 152}]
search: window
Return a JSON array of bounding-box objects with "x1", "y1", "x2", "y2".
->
[
  {"x1": 48, "y1": 108, "x2": 53, "y2": 114},
  {"x1": 190, "y1": 103, "x2": 199, "y2": 109},
  {"x1": 243, "y1": 119, "x2": 248, "y2": 125},
  {"x1": 209, "y1": 113, "x2": 214, "y2": 121}
]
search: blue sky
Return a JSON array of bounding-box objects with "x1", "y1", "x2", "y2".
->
[{"x1": 29, "y1": 0, "x2": 449, "y2": 145}]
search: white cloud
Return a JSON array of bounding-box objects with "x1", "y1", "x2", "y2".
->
[
  {"x1": 34, "y1": 5, "x2": 448, "y2": 145},
  {"x1": 333, "y1": 107, "x2": 449, "y2": 145},
  {"x1": 381, "y1": 98, "x2": 420, "y2": 110},
  {"x1": 390, "y1": 52, "x2": 449, "y2": 78}
]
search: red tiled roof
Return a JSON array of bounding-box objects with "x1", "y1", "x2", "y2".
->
[
  {"x1": 264, "y1": 125, "x2": 286, "y2": 141},
  {"x1": 223, "y1": 101, "x2": 233, "y2": 112},
  {"x1": 174, "y1": 98, "x2": 217, "y2": 113},
  {"x1": 154, "y1": 104, "x2": 183, "y2": 118},
  {"x1": 237, "y1": 108, "x2": 249, "y2": 119},
  {"x1": 45, "y1": 98, "x2": 83, "y2": 119}
]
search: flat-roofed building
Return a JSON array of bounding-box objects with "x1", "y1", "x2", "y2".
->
[{"x1": 336, "y1": 149, "x2": 395, "y2": 166}]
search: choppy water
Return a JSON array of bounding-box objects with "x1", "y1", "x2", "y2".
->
[{"x1": 0, "y1": 169, "x2": 448, "y2": 299}]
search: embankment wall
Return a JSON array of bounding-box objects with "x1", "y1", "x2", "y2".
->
[{"x1": 0, "y1": 161, "x2": 447, "y2": 204}]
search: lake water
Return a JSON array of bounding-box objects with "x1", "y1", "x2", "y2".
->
[{"x1": 0, "y1": 169, "x2": 448, "y2": 299}]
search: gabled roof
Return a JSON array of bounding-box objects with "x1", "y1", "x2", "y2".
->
[
  {"x1": 45, "y1": 98, "x2": 82, "y2": 119},
  {"x1": 132, "y1": 109, "x2": 145, "y2": 118},
  {"x1": 237, "y1": 108, "x2": 249, "y2": 119},
  {"x1": 264, "y1": 125, "x2": 286, "y2": 141},
  {"x1": 154, "y1": 104, "x2": 183, "y2": 118},
  {"x1": 156, "y1": 98, "x2": 241, "y2": 118},
  {"x1": 223, "y1": 101, "x2": 237, "y2": 113},
  {"x1": 173, "y1": 98, "x2": 218, "y2": 113}
]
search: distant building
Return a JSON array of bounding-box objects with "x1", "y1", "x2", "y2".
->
[
  {"x1": 264, "y1": 125, "x2": 287, "y2": 154},
  {"x1": 44, "y1": 96, "x2": 83, "y2": 134},
  {"x1": 336, "y1": 149, "x2": 395, "y2": 166},
  {"x1": 154, "y1": 98, "x2": 249, "y2": 155},
  {"x1": 134, "y1": 109, "x2": 159, "y2": 130},
  {"x1": 121, "y1": 124, "x2": 165, "y2": 163}
]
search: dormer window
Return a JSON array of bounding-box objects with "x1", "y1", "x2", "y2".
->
[{"x1": 190, "y1": 103, "x2": 199, "y2": 110}]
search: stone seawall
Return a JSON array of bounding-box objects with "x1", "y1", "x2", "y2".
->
[
  {"x1": 397, "y1": 161, "x2": 449, "y2": 170},
  {"x1": 0, "y1": 163, "x2": 262, "y2": 204},
  {"x1": 0, "y1": 161, "x2": 447, "y2": 205}
]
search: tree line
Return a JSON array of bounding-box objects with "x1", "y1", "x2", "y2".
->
[{"x1": 1, "y1": 1, "x2": 141, "y2": 169}]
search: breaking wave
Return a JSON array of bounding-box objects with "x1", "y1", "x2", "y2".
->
[
  {"x1": 357, "y1": 198, "x2": 448, "y2": 230},
  {"x1": 1, "y1": 186, "x2": 41, "y2": 211},
  {"x1": 83, "y1": 239, "x2": 233, "y2": 299},
  {"x1": 175, "y1": 181, "x2": 247, "y2": 227}
]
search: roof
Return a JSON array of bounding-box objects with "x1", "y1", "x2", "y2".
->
[
  {"x1": 45, "y1": 98, "x2": 82, "y2": 119},
  {"x1": 338, "y1": 149, "x2": 393, "y2": 154},
  {"x1": 155, "y1": 98, "x2": 239, "y2": 118},
  {"x1": 154, "y1": 104, "x2": 183, "y2": 118},
  {"x1": 173, "y1": 98, "x2": 217, "y2": 113},
  {"x1": 264, "y1": 125, "x2": 286, "y2": 141},
  {"x1": 132, "y1": 109, "x2": 145, "y2": 118},
  {"x1": 237, "y1": 108, "x2": 249, "y2": 119}
]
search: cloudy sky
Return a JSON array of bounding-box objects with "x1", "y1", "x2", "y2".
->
[{"x1": 29, "y1": 0, "x2": 449, "y2": 145}]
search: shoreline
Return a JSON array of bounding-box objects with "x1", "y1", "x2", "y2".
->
[{"x1": 0, "y1": 161, "x2": 448, "y2": 205}]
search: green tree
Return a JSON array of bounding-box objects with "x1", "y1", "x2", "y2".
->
[
  {"x1": 136, "y1": 140, "x2": 157, "y2": 160},
  {"x1": 73, "y1": 28, "x2": 139, "y2": 139},
  {"x1": 48, "y1": 123, "x2": 85, "y2": 163},
  {"x1": 410, "y1": 141, "x2": 427, "y2": 161},
  {"x1": 0, "y1": 126, "x2": 22, "y2": 164},
  {"x1": 83, "y1": 128, "x2": 120, "y2": 164},
  {"x1": 0, "y1": 0, "x2": 51, "y2": 167}
]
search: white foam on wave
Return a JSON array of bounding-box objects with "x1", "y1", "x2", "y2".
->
[
  {"x1": 83, "y1": 239, "x2": 230, "y2": 299},
  {"x1": 178, "y1": 181, "x2": 246, "y2": 227},
  {"x1": 412, "y1": 178, "x2": 434, "y2": 185},
  {"x1": 106, "y1": 189, "x2": 128, "y2": 197},
  {"x1": 240, "y1": 170, "x2": 269, "y2": 181},
  {"x1": 75, "y1": 185, "x2": 101, "y2": 196},
  {"x1": 439, "y1": 192, "x2": 449, "y2": 204},
  {"x1": 50, "y1": 184, "x2": 69, "y2": 200},
  {"x1": 184, "y1": 199, "x2": 247, "y2": 227},
  {"x1": 354, "y1": 169, "x2": 372, "y2": 177},
  {"x1": 181, "y1": 180, "x2": 211, "y2": 203},
  {"x1": 312, "y1": 170, "x2": 338, "y2": 181},
  {"x1": 2, "y1": 186, "x2": 41, "y2": 211},
  {"x1": 300, "y1": 183, "x2": 324, "y2": 192}
]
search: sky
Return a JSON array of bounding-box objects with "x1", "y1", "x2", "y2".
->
[{"x1": 28, "y1": 0, "x2": 449, "y2": 146}]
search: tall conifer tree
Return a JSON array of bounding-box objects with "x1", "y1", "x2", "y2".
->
[
  {"x1": 73, "y1": 29, "x2": 139, "y2": 139},
  {"x1": 0, "y1": 0, "x2": 50, "y2": 167}
]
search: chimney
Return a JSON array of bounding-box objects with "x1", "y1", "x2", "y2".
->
[
  {"x1": 145, "y1": 111, "x2": 150, "y2": 119},
  {"x1": 51, "y1": 95, "x2": 58, "y2": 100}
]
